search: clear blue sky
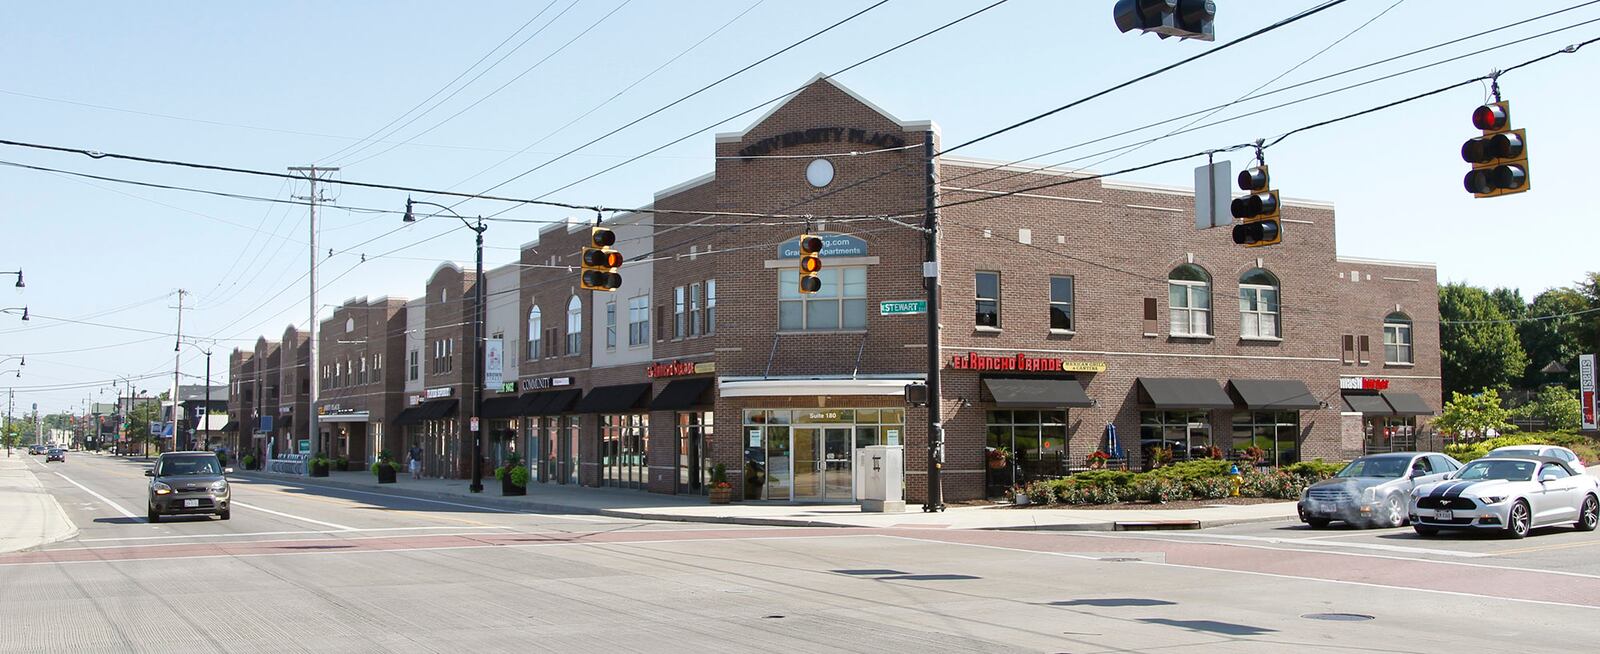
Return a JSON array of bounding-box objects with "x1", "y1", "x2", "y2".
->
[{"x1": 3, "y1": 0, "x2": 1596, "y2": 413}]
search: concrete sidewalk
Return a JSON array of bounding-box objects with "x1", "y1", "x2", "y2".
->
[
  {"x1": 0, "y1": 456, "x2": 78, "y2": 553},
  {"x1": 239, "y1": 467, "x2": 1297, "y2": 531}
]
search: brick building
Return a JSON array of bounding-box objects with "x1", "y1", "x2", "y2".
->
[
  {"x1": 226, "y1": 77, "x2": 1440, "y2": 503},
  {"x1": 314, "y1": 296, "x2": 408, "y2": 465}
]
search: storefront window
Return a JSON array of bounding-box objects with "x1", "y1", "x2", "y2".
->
[
  {"x1": 1364, "y1": 416, "x2": 1417, "y2": 454},
  {"x1": 678, "y1": 411, "x2": 714, "y2": 494},
  {"x1": 986, "y1": 410, "x2": 1068, "y2": 492},
  {"x1": 1140, "y1": 410, "x2": 1214, "y2": 466},
  {"x1": 743, "y1": 408, "x2": 902, "y2": 501},
  {"x1": 1230, "y1": 411, "x2": 1301, "y2": 466},
  {"x1": 601, "y1": 414, "x2": 649, "y2": 489}
]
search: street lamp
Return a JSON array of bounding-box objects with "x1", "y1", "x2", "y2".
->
[
  {"x1": 1, "y1": 269, "x2": 21, "y2": 288},
  {"x1": 402, "y1": 196, "x2": 487, "y2": 493},
  {"x1": 179, "y1": 340, "x2": 215, "y2": 452},
  {"x1": 2, "y1": 307, "x2": 28, "y2": 321}
]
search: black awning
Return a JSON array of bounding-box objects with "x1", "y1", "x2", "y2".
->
[
  {"x1": 1137, "y1": 378, "x2": 1233, "y2": 409},
  {"x1": 575, "y1": 383, "x2": 652, "y2": 414},
  {"x1": 1383, "y1": 392, "x2": 1435, "y2": 416},
  {"x1": 982, "y1": 377, "x2": 1093, "y2": 408},
  {"x1": 220, "y1": 420, "x2": 239, "y2": 432},
  {"x1": 651, "y1": 378, "x2": 714, "y2": 410},
  {"x1": 394, "y1": 406, "x2": 425, "y2": 426},
  {"x1": 528, "y1": 389, "x2": 582, "y2": 415},
  {"x1": 1342, "y1": 393, "x2": 1393, "y2": 415},
  {"x1": 417, "y1": 399, "x2": 458, "y2": 421},
  {"x1": 519, "y1": 392, "x2": 552, "y2": 416},
  {"x1": 1228, "y1": 379, "x2": 1320, "y2": 411},
  {"x1": 478, "y1": 396, "x2": 524, "y2": 419}
]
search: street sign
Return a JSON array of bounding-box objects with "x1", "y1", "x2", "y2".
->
[
  {"x1": 1581, "y1": 354, "x2": 1596, "y2": 431},
  {"x1": 880, "y1": 300, "x2": 927, "y2": 315},
  {"x1": 298, "y1": 439, "x2": 310, "y2": 455},
  {"x1": 470, "y1": 417, "x2": 480, "y2": 432}
]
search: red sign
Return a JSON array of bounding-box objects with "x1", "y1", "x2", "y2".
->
[
  {"x1": 949, "y1": 352, "x2": 1063, "y2": 372},
  {"x1": 1339, "y1": 377, "x2": 1390, "y2": 391},
  {"x1": 647, "y1": 360, "x2": 698, "y2": 378},
  {"x1": 1584, "y1": 390, "x2": 1596, "y2": 427}
]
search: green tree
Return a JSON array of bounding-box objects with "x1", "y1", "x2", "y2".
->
[
  {"x1": 1434, "y1": 389, "x2": 1517, "y2": 441},
  {"x1": 1518, "y1": 287, "x2": 1588, "y2": 387},
  {"x1": 1439, "y1": 283, "x2": 1527, "y2": 400},
  {"x1": 121, "y1": 399, "x2": 162, "y2": 457},
  {"x1": 1490, "y1": 287, "x2": 1526, "y2": 324},
  {"x1": 1514, "y1": 385, "x2": 1581, "y2": 432}
]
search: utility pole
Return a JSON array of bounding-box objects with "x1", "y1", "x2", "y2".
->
[
  {"x1": 922, "y1": 130, "x2": 945, "y2": 513},
  {"x1": 290, "y1": 165, "x2": 338, "y2": 471},
  {"x1": 171, "y1": 289, "x2": 187, "y2": 452},
  {"x1": 5, "y1": 388, "x2": 12, "y2": 456}
]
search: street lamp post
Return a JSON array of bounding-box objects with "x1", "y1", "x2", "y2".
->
[
  {"x1": 2, "y1": 307, "x2": 28, "y2": 321},
  {"x1": 179, "y1": 341, "x2": 215, "y2": 452},
  {"x1": 402, "y1": 197, "x2": 487, "y2": 493},
  {"x1": 1, "y1": 269, "x2": 21, "y2": 288}
]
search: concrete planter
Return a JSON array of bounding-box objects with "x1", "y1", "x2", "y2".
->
[
  {"x1": 709, "y1": 486, "x2": 733, "y2": 504},
  {"x1": 376, "y1": 465, "x2": 397, "y2": 484}
]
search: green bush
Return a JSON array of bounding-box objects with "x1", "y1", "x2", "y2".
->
[
  {"x1": 1282, "y1": 459, "x2": 1343, "y2": 479},
  {"x1": 509, "y1": 466, "x2": 530, "y2": 486},
  {"x1": 1445, "y1": 432, "x2": 1599, "y2": 464},
  {"x1": 1187, "y1": 476, "x2": 1232, "y2": 499},
  {"x1": 1022, "y1": 457, "x2": 1341, "y2": 506},
  {"x1": 1148, "y1": 459, "x2": 1234, "y2": 481}
]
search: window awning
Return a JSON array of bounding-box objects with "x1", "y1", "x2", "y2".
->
[
  {"x1": 519, "y1": 392, "x2": 552, "y2": 416},
  {"x1": 982, "y1": 378, "x2": 1093, "y2": 408},
  {"x1": 1383, "y1": 392, "x2": 1434, "y2": 416},
  {"x1": 575, "y1": 383, "x2": 652, "y2": 414},
  {"x1": 221, "y1": 420, "x2": 239, "y2": 432},
  {"x1": 717, "y1": 377, "x2": 922, "y2": 397},
  {"x1": 1341, "y1": 393, "x2": 1393, "y2": 415},
  {"x1": 1136, "y1": 378, "x2": 1234, "y2": 409},
  {"x1": 651, "y1": 378, "x2": 714, "y2": 410},
  {"x1": 394, "y1": 406, "x2": 425, "y2": 426},
  {"x1": 416, "y1": 399, "x2": 458, "y2": 422},
  {"x1": 478, "y1": 396, "x2": 525, "y2": 419},
  {"x1": 317, "y1": 412, "x2": 371, "y2": 423},
  {"x1": 1227, "y1": 379, "x2": 1320, "y2": 411},
  {"x1": 526, "y1": 389, "x2": 581, "y2": 416}
]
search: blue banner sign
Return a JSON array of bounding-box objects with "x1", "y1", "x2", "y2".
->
[{"x1": 778, "y1": 233, "x2": 868, "y2": 258}]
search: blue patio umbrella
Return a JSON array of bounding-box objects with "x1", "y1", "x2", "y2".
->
[{"x1": 1105, "y1": 423, "x2": 1124, "y2": 459}]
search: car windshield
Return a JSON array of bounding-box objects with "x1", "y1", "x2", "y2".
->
[
  {"x1": 1455, "y1": 460, "x2": 1535, "y2": 481},
  {"x1": 1335, "y1": 457, "x2": 1409, "y2": 478},
  {"x1": 157, "y1": 456, "x2": 222, "y2": 476},
  {"x1": 1486, "y1": 448, "x2": 1540, "y2": 458}
]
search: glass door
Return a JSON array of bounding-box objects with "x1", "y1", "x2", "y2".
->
[
  {"x1": 793, "y1": 427, "x2": 822, "y2": 500},
  {"x1": 765, "y1": 427, "x2": 792, "y2": 500},
  {"x1": 823, "y1": 427, "x2": 853, "y2": 500}
]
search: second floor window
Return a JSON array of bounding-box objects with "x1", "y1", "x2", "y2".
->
[
  {"x1": 1384, "y1": 312, "x2": 1413, "y2": 364},
  {"x1": 566, "y1": 296, "x2": 582, "y2": 356},
  {"x1": 409, "y1": 350, "x2": 418, "y2": 381},
  {"x1": 1168, "y1": 264, "x2": 1212, "y2": 337},
  {"x1": 628, "y1": 295, "x2": 649, "y2": 346},
  {"x1": 1239, "y1": 268, "x2": 1280, "y2": 339},
  {"x1": 706, "y1": 279, "x2": 716, "y2": 335},
  {"x1": 605, "y1": 301, "x2": 617, "y2": 350},
  {"x1": 674, "y1": 286, "x2": 686, "y2": 339},
  {"x1": 779, "y1": 267, "x2": 866, "y2": 331},
  {"x1": 527, "y1": 305, "x2": 542, "y2": 360},
  {"x1": 975, "y1": 271, "x2": 1000, "y2": 328},
  {"x1": 689, "y1": 282, "x2": 703, "y2": 337},
  {"x1": 1049, "y1": 275, "x2": 1074, "y2": 331}
]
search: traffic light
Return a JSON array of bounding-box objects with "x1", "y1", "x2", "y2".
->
[
  {"x1": 1462, "y1": 101, "x2": 1529, "y2": 198},
  {"x1": 580, "y1": 227, "x2": 622, "y2": 291},
  {"x1": 797, "y1": 234, "x2": 823, "y2": 294},
  {"x1": 1113, "y1": 0, "x2": 1215, "y2": 41},
  {"x1": 1231, "y1": 165, "x2": 1281, "y2": 247}
]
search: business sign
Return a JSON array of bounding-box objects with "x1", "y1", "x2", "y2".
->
[
  {"x1": 298, "y1": 439, "x2": 310, "y2": 455},
  {"x1": 1581, "y1": 354, "x2": 1596, "y2": 431},
  {"x1": 424, "y1": 387, "x2": 454, "y2": 399},
  {"x1": 737, "y1": 126, "x2": 906, "y2": 158},
  {"x1": 484, "y1": 338, "x2": 504, "y2": 388},
  {"x1": 646, "y1": 361, "x2": 714, "y2": 378},
  {"x1": 947, "y1": 352, "x2": 1106, "y2": 374},
  {"x1": 777, "y1": 233, "x2": 868, "y2": 259},
  {"x1": 520, "y1": 376, "x2": 574, "y2": 391},
  {"x1": 1339, "y1": 377, "x2": 1391, "y2": 391},
  {"x1": 500, "y1": 382, "x2": 517, "y2": 393},
  {"x1": 880, "y1": 300, "x2": 926, "y2": 315}
]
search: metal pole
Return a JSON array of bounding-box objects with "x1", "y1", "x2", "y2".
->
[
  {"x1": 172, "y1": 289, "x2": 185, "y2": 452},
  {"x1": 922, "y1": 130, "x2": 944, "y2": 513},
  {"x1": 470, "y1": 218, "x2": 485, "y2": 493},
  {"x1": 204, "y1": 351, "x2": 211, "y2": 452},
  {"x1": 291, "y1": 165, "x2": 336, "y2": 471}
]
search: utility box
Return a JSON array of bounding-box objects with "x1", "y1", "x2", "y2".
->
[{"x1": 855, "y1": 445, "x2": 905, "y2": 513}]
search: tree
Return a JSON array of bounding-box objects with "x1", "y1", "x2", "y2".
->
[
  {"x1": 1513, "y1": 385, "x2": 1581, "y2": 432},
  {"x1": 121, "y1": 398, "x2": 162, "y2": 457},
  {"x1": 1518, "y1": 287, "x2": 1588, "y2": 387},
  {"x1": 1439, "y1": 283, "x2": 1528, "y2": 400},
  {"x1": 1434, "y1": 389, "x2": 1517, "y2": 441},
  {"x1": 1490, "y1": 287, "x2": 1526, "y2": 323}
]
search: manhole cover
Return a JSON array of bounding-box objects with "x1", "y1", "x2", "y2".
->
[{"x1": 1302, "y1": 613, "x2": 1374, "y2": 622}]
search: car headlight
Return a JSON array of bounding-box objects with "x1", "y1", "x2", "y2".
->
[
  {"x1": 153, "y1": 482, "x2": 174, "y2": 495},
  {"x1": 1362, "y1": 487, "x2": 1378, "y2": 504},
  {"x1": 1410, "y1": 488, "x2": 1421, "y2": 500},
  {"x1": 1480, "y1": 496, "x2": 1505, "y2": 505},
  {"x1": 209, "y1": 480, "x2": 228, "y2": 493}
]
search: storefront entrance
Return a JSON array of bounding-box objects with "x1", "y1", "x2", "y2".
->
[{"x1": 744, "y1": 408, "x2": 903, "y2": 503}]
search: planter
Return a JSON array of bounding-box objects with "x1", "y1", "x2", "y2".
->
[
  {"x1": 309, "y1": 463, "x2": 329, "y2": 478},
  {"x1": 501, "y1": 476, "x2": 527, "y2": 496},
  {"x1": 1012, "y1": 494, "x2": 1031, "y2": 506},
  {"x1": 987, "y1": 459, "x2": 1007, "y2": 470},
  {"x1": 709, "y1": 486, "x2": 733, "y2": 504},
  {"x1": 377, "y1": 465, "x2": 397, "y2": 484}
]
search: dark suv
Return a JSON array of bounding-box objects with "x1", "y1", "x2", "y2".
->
[{"x1": 146, "y1": 451, "x2": 232, "y2": 522}]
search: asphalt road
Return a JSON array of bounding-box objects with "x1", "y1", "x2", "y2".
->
[{"x1": 4, "y1": 452, "x2": 1598, "y2": 653}]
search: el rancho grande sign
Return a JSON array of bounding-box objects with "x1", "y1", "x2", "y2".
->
[{"x1": 947, "y1": 352, "x2": 1106, "y2": 373}]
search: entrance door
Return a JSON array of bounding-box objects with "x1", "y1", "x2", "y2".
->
[{"x1": 792, "y1": 426, "x2": 853, "y2": 502}]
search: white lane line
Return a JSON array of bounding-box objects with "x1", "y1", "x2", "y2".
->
[
  {"x1": 53, "y1": 472, "x2": 141, "y2": 521},
  {"x1": 1133, "y1": 531, "x2": 1494, "y2": 558},
  {"x1": 883, "y1": 535, "x2": 1600, "y2": 612},
  {"x1": 229, "y1": 500, "x2": 355, "y2": 531},
  {"x1": 236, "y1": 477, "x2": 613, "y2": 522},
  {"x1": 76, "y1": 525, "x2": 513, "y2": 542}
]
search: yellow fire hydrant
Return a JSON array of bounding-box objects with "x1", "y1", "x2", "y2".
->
[{"x1": 1229, "y1": 464, "x2": 1244, "y2": 498}]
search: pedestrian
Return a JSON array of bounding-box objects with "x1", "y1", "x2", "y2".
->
[{"x1": 408, "y1": 444, "x2": 423, "y2": 479}]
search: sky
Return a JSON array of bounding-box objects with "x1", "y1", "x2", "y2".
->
[{"x1": 2, "y1": 0, "x2": 1597, "y2": 413}]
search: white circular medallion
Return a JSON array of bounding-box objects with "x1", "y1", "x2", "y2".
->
[{"x1": 805, "y1": 158, "x2": 834, "y2": 188}]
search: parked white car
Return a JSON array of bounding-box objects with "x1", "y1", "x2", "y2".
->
[
  {"x1": 1483, "y1": 444, "x2": 1586, "y2": 474},
  {"x1": 1409, "y1": 456, "x2": 1600, "y2": 538}
]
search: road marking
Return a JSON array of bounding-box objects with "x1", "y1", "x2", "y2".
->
[
  {"x1": 1134, "y1": 531, "x2": 1493, "y2": 558},
  {"x1": 53, "y1": 472, "x2": 141, "y2": 521},
  {"x1": 1495, "y1": 538, "x2": 1600, "y2": 556},
  {"x1": 235, "y1": 476, "x2": 613, "y2": 522},
  {"x1": 229, "y1": 500, "x2": 354, "y2": 531},
  {"x1": 884, "y1": 535, "x2": 1600, "y2": 612},
  {"x1": 75, "y1": 525, "x2": 514, "y2": 542}
]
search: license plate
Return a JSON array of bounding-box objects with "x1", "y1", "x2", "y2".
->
[
  {"x1": 183, "y1": 499, "x2": 199, "y2": 508},
  {"x1": 1434, "y1": 509, "x2": 1453, "y2": 521}
]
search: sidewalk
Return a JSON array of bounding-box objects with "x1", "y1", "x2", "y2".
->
[
  {"x1": 0, "y1": 456, "x2": 78, "y2": 553},
  {"x1": 238, "y1": 467, "x2": 1297, "y2": 531}
]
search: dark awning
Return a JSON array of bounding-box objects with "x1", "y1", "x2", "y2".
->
[
  {"x1": 575, "y1": 383, "x2": 652, "y2": 414},
  {"x1": 982, "y1": 378, "x2": 1093, "y2": 408},
  {"x1": 1228, "y1": 379, "x2": 1320, "y2": 411},
  {"x1": 220, "y1": 420, "x2": 239, "y2": 432},
  {"x1": 1137, "y1": 378, "x2": 1233, "y2": 409},
  {"x1": 527, "y1": 389, "x2": 581, "y2": 416},
  {"x1": 394, "y1": 406, "x2": 425, "y2": 426},
  {"x1": 651, "y1": 378, "x2": 714, "y2": 410},
  {"x1": 1342, "y1": 393, "x2": 1393, "y2": 415},
  {"x1": 1383, "y1": 392, "x2": 1434, "y2": 416},
  {"x1": 478, "y1": 396, "x2": 524, "y2": 419},
  {"x1": 519, "y1": 392, "x2": 552, "y2": 416},
  {"x1": 416, "y1": 399, "x2": 458, "y2": 421}
]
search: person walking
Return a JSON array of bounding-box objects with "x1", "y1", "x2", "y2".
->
[{"x1": 408, "y1": 444, "x2": 423, "y2": 480}]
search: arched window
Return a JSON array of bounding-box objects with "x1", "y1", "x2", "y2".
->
[
  {"x1": 1168, "y1": 264, "x2": 1212, "y2": 337},
  {"x1": 1383, "y1": 312, "x2": 1413, "y2": 364},
  {"x1": 526, "y1": 305, "x2": 542, "y2": 359},
  {"x1": 566, "y1": 296, "x2": 582, "y2": 355},
  {"x1": 1238, "y1": 268, "x2": 1280, "y2": 339}
]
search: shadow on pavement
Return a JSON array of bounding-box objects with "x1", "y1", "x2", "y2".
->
[
  {"x1": 1136, "y1": 618, "x2": 1276, "y2": 636},
  {"x1": 1051, "y1": 598, "x2": 1177, "y2": 607}
]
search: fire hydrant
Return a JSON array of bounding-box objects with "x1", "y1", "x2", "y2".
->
[{"x1": 1228, "y1": 464, "x2": 1243, "y2": 498}]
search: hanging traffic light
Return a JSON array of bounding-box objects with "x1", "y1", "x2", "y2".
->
[
  {"x1": 580, "y1": 227, "x2": 622, "y2": 291},
  {"x1": 1462, "y1": 101, "x2": 1529, "y2": 198},
  {"x1": 797, "y1": 234, "x2": 823, "y2": 294},
  {"x1": 1231, "y1": 165, "x2": 1281, "y2": 247},
  {"x1": 1113, "y1": 0, "x2": 1215, "y2": 41}
]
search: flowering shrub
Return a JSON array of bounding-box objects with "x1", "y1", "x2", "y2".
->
[{"x1": 1012, "y1": 458, "x2": 1341, "y2": 506}]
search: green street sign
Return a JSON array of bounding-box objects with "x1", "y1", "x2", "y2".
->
[{"x1": 880, "y1": 300, "x2": 927, "y2": 315}]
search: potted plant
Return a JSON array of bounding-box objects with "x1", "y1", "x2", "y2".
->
[
  {"x1": 1149, "y1": 446, "x2": 1174, "y2": 469},
  {"x1": 242, "y1": 454, "x2": 257, "y2": 471},
  {"x1": 1206, "y1": 445, "x2": 1225, "y2": 460},
  {"x1": 1088, "y1": 450, "x2": 1111, "y2": 470},
  {"x1": 1009, "y1": 484, "x2": 1030, "y2": 506},
  {"x1": 986, "y1": 447, "x2": 1010, "y2": 470},
  {"x1": 309, "y1": 453, "x2": 330, "y2": 477},
  {"x1": 497, "y1": 453, "x2": 527, "y2": 496},
  {"x1": 1243, "y1": 446, "x2": 1267, "y2": 466},
  {"x1": 335, "y1": 456, "x2": 350, "y2": 472},
  {"x1": 372, "y1": 450, "x2": 398, "y2": 484},
  {"x1": 709, "y1": 463, "x2": 732, "y2": 504}
]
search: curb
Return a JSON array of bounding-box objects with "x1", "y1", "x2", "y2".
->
[
  {"x1": 981, "y1": 512, "x2": 1297, "y2": 532},
  {"x1": 1, "y1": 459, "x2": 81, "y2": 554}
]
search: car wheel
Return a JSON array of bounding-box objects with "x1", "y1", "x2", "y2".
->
[
  {"x1": 1305, "y1": 517, "x2": 1331, "y2": 529},
  {"x1": 1413, "y1": 525, "x2": 1438, "y2": 537},
  {"x1": 1382, "y1": 494, "x2": 1406, "y2": 528},
  {"x1": 1577, "y1": 494, "x2": 1599, "y2": 532},
  {"x1": 147, "y1": 507, "x2": 160, "y2": 524},
  {"x1": 1506, "y1": 500, "x2": 1531, "y2": 539},
  {"x1": 219, "y1": 509, "x2": 231, "y2": 521}
]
